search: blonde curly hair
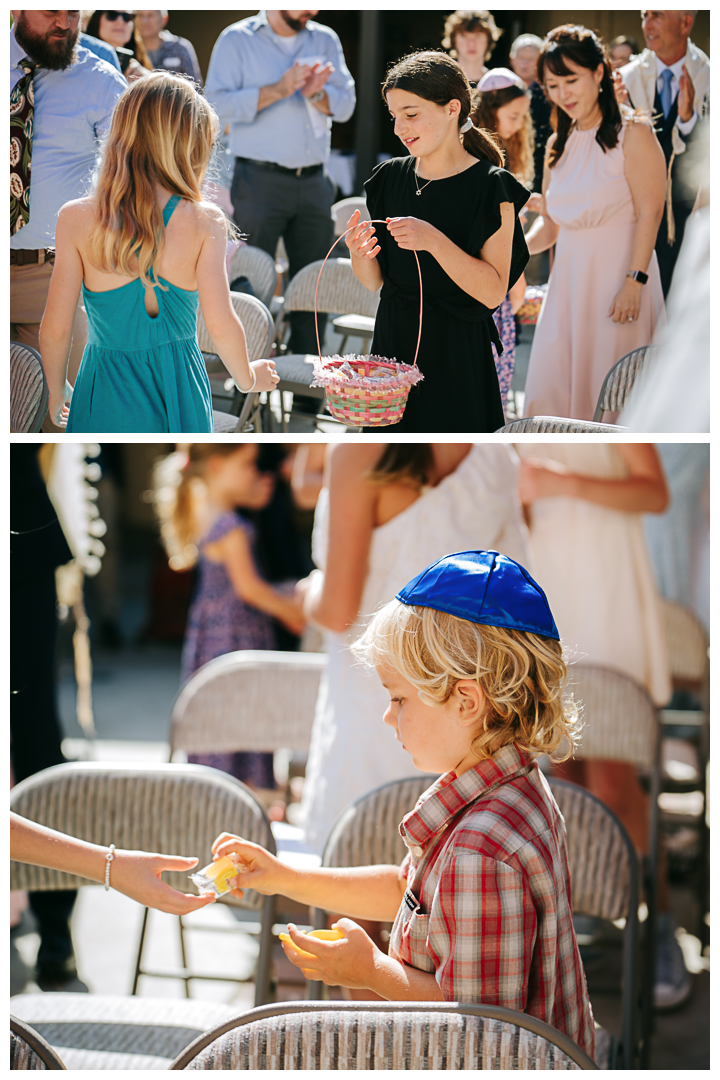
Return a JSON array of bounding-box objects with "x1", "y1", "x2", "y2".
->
[{"x1": 353, "y1": 600, "x2": 580, "y2": 762}]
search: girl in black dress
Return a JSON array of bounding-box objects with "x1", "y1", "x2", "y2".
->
[{"x1": 346, "y1": 51, "x2": 530, "y2": 433}]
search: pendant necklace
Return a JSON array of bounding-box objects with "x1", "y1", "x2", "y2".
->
[{"x1": 414, "y1": 150, "x2": 468, "y2": 196}]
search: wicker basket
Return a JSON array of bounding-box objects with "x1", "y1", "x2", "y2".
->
[{"x1": 311, "y1": 220, "x2": 423, "y2": 427}]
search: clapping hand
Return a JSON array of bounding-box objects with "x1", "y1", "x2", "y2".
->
[
  {"x1": 302, "y1": 61, "x2": 334, "y2": 99},
  {"x1": 276, "y1": 62, "x2": 314, "y2": 99},
  {"x1": 677, "y1": 64, "x2": 695, "y2": 123},
  {"x1": 612, "y1": 70, "x2": 629, "y2": 106}
]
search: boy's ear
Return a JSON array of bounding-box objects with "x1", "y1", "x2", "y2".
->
[{"x1": 450, "y1": 680, "x2": 486, "y2": 727}]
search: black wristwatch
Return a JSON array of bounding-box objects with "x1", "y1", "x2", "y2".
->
[{"x1": 626, "y1": 269, "x2": 649, "y2": 285}]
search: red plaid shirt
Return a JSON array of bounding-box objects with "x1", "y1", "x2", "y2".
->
[{"x1": 389, "y1": 744, "x2": 595, "y2": 1060}]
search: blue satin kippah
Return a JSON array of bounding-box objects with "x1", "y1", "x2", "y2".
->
[{"x1": 395, "y1": 550, "x2": 559, "y2": 641}]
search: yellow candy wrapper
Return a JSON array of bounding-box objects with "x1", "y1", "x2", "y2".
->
[
  {"x1": 278, "y1": 927, "x2": 345, "y2": 958},
  {"x1": 190, "y1": 854, "x2": 240, "y2": 897}
]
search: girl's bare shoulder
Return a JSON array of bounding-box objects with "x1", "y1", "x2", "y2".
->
[{"x1": 191, "y1": 199, "x2": 231, "y2": 235}]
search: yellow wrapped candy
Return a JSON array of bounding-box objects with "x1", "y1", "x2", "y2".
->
[
  {"x1": 190, "y1": 855, "x2": 240, "y2": 897},
  {"x1": 278, "y1": 927, "x2": 345, "y2": 958}
]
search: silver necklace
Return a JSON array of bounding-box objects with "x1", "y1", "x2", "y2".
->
[{"x1": 414, "y1": 150, "x2": 468, "y2": 195}]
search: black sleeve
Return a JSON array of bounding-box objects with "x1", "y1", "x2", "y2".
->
[{"x1": 468, "y1": 165, "x2": 530, "y2": 291}]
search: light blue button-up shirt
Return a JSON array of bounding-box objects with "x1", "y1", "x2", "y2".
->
[
  {"x1": 10, "y1": 27, "x2": 127, "y2": 250},
  {"x1": 205, "y1": 11, "x2": 355, "y2": 169}
]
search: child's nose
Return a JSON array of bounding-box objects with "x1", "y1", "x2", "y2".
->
[{"x1": 382, "y1": 704, "x2": 396, "y2": 728}]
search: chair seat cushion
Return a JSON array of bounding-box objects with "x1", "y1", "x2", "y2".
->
[
  {"x1": 275, "y1": 355, "x2": 325, "y2": 397},
  {"x1": 332, "y1": 314, "x2": 376, "y2": 334},
  {"x1": 213, "y1": 410, "x2": 240, "y2": 433},
  {"x1": 10, "y1": 994, "x2": 241, "y2": 1071}
]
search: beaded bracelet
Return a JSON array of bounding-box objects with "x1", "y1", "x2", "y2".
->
[
  {"x1": 238, "y1": 366, "x2": 257, "y2": 394},
  {"x1": 104, "y1": 844, "x2": 116, "y2": 891}
]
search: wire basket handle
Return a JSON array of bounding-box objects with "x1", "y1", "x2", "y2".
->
[{"x1": 314, "y1": 219, "x2": 423, "y2": 368}]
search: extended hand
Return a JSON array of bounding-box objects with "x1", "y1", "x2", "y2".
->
[
  {"x1": 385, "y1": 216, "x2": 439, "y2": 253},
  {"x1": 111, "y1": 851, "x2": 216, "y2": 915},
  {"x1": 608, "y1": 277, "x2": 642, "y2": 323},
  {"x1": 677, "y1": 64, "x2": 695, "y2": 123},
  {"x1": 210, "y1": 832, "x2": 287, "y2": 899},
  {"x1": 276, "y1": 62, "x2": 313, "y2": 99},
  {"x1": 345, "y1": 209, "x2": 381, "y2": 260},
  {"x1": 302, "y1": 61, "x2": 334, "y2": 99},
  {"x1": 282, "y1": 919, "x2": 380, "y2": 989}
]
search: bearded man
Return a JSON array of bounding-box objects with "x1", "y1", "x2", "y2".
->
[
  {"x1": 10, "y1": 10, "x2": 126, "y2": 430},
  {"x1": 205, "y1": 11, "x2": 355, "y2": 364}
]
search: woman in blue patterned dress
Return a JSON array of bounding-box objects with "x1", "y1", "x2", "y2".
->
[
  {"x1": 473, "y1": 69, "x2": 537, "y2": 412},
  {"x1": 154, "y1": 444, "x2": 306, "y2": 791}
]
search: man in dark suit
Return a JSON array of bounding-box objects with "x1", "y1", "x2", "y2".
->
[{"x1": 619, "y1": 11, "x2": 709, "y2": 297}]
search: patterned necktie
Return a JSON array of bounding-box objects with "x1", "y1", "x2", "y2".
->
[
  {"x1": 10, "y1": 57, "x2": 36, "y2": 237},
  {"x1": 660, "y1": 68, "x2": 674, "y2": 119}
]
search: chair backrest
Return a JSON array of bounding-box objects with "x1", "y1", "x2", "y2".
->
[
  {"x1": 11, "y1": 1015, "x2": 67, "y2": 1070},
  {"x1": 496, "y1": 416, "x2": 627, "y2": 434},
  {"x1": 660, "y1": 598, "x2": 709, "y2": 686},
  {"x1": 568, "y1": 664, "x2": 659, "y2": 769},
  {"x1": 281, "y1": 258, "x2": 380, "y2": 319},
  {"x1": 10, "y1": 342, "x2": 48, "y2": 433},
  {"x1": 331, "y1": 196, "x2": 368, "y2": 236},
  {"x1": 228, "y1": 245, "x2": 277, "y2": 308},
  {"x1": 169, "y1": 1001, "x2": 597, "y2": 1070},
  {"x1": 197, "y1": 292, "x2": 274, "y2": 364},
  {"x1": 546, "y1": 778, "x2": 637, "y2": 922},
  {"x1": 9, "y1": 762, "x2": 275, "y2": 911},
  {"x1": 322, "y1": 775, "x2": 436, "y2": 869},
  {"x1": 170, "y1": 650, "x2": 326, "y2": 757},
  {"x1": 593, "y1": 345, "x2": 658, "y2": 421}
]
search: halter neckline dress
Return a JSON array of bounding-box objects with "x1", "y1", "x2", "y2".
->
[{"x1": 66, "y1": 194, "x2": 213, "y2": 433}]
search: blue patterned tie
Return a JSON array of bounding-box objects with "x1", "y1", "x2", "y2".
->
[{"x1": 660, "y1": 68, "x2": 674, "y2": 118}]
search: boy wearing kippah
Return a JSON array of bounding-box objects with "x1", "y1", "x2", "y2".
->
[{"x1": 212, "y1": 550, "x2": 595, "y2": 1060}]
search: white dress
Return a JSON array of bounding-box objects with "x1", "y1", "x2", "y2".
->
[
  {"x1": 299, "y1": 445, "x2": 531, "y2": 854},
  {"x1": 515, "y1": 444, "x2": 671, "y2": 706}
]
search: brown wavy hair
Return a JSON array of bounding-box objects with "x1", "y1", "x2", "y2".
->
[
  {"x1": 365, "y1": 445, "x2": 435, "y2": 488},
  {"x1": 353, "y1": 601, "x2": 580, "y2": 762},
  {"x1": 472, "y1": 84, "x2": 535, "y2": 187},
  {"x1": 537, "y1": 25, "x2": 622, "y2": 168},
  {"x1": 383, "y1": 51, "x2": 504, "y2": 168},
  {"x1": 87, "y1": 73, "x2": 219, "y2": 288},
  {"x1": 442, "y1": 10, "x2": 502, "y2": 58}
]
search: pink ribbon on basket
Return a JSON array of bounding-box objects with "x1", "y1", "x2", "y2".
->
[{"x1": 314, "y1": 219, "x2": 423, "y2": 368}]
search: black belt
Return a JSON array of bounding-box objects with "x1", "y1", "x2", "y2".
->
[
  {"x1": 236, "y1": 156, "x2": 323, "y2": 178},
  {"x1": 10, "y1": 248, "x2": 55, "y2": 266}
]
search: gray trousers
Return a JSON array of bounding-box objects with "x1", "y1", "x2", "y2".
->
[{"x1": 231, "y1": 159, "x2": 335, "y2": 354}]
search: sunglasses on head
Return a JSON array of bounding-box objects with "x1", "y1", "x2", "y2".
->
[{"x1": 104, "y1": 11, "x2": 134, "y2": 22}]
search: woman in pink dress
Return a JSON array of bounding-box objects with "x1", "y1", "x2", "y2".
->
[{"x1": 523, "y1": 25, "x2": 665, "y2": 421}]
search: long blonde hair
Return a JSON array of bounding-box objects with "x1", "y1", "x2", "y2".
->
[
  {"x1": 152, "y1": 444, "x2": 242, "y2": 571},
  {"x1": 353, "y1": 601, "x2": 580, "y2": 762},
  {"x1": 87, "y1": 73, "x2": 219, "y2": 288}
]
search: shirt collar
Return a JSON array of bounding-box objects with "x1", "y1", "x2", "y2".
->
[
  {"x1": 249, "y1": 11, "x2": 270, "y2": 32},
  {"x1": 400, "y1": 743, "x2": 536, "y2": 850},
  {"x1": 655, "y1": 53, "x2": 687, "y2": 81}
]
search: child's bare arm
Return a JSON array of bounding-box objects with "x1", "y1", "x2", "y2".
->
[
  {"x1": 195, "y1": 205, "x2": 279, "y2": 393},
  {"x1": 283, "y1": 919, "x2": 445, "y2": 1000},
  {"x1": 38, "y1": 203, "x2": 85, "y2": 427},
  {"x1": 212, "y1": 528, "x2": 306, "y2": 634},
  {"x1": 212, "y1": 832, "x2": 406, "y2": 921}
]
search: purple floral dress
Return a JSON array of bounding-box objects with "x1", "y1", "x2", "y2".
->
[
  {"x1": 182, "y1": 510, "x2": 276, "y2": 789},
  {"x1": 491, "y1": 295, "x2": 516, "y2": 413}
]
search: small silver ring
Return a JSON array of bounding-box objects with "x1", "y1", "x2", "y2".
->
[{"x1": 628, "y1": 316, "x2": 633, "y2": 322}]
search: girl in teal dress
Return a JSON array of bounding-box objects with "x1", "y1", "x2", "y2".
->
[{"x1": 39, "y1": 73, "x2": 279, "y2": 433}]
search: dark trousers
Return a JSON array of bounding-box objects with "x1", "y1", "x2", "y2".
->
[
  {"x1": 11, "y1": 571, "x2": 77, "y2": 974},
  {"x1": 231, "y1": 159, "x2": 335, "y2": 354},
  {"x1": 655, "y1": 199, "x2": 693, "y2": 298}
]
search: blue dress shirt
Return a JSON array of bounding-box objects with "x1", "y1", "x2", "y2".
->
[
  {"x1": 10, "y1": 28, "x2": 127, "y2": 250},
  {"x1": 79, "y1": 32, "x2": 121, "y2": 72},
  {"x1": 205, "y1": 11, "x2": 355, "y2": 169}
]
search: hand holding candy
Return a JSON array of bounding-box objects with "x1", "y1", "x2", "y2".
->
[{"x1": 280, "y1": 919, "x2": 379, "y2": 988}]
